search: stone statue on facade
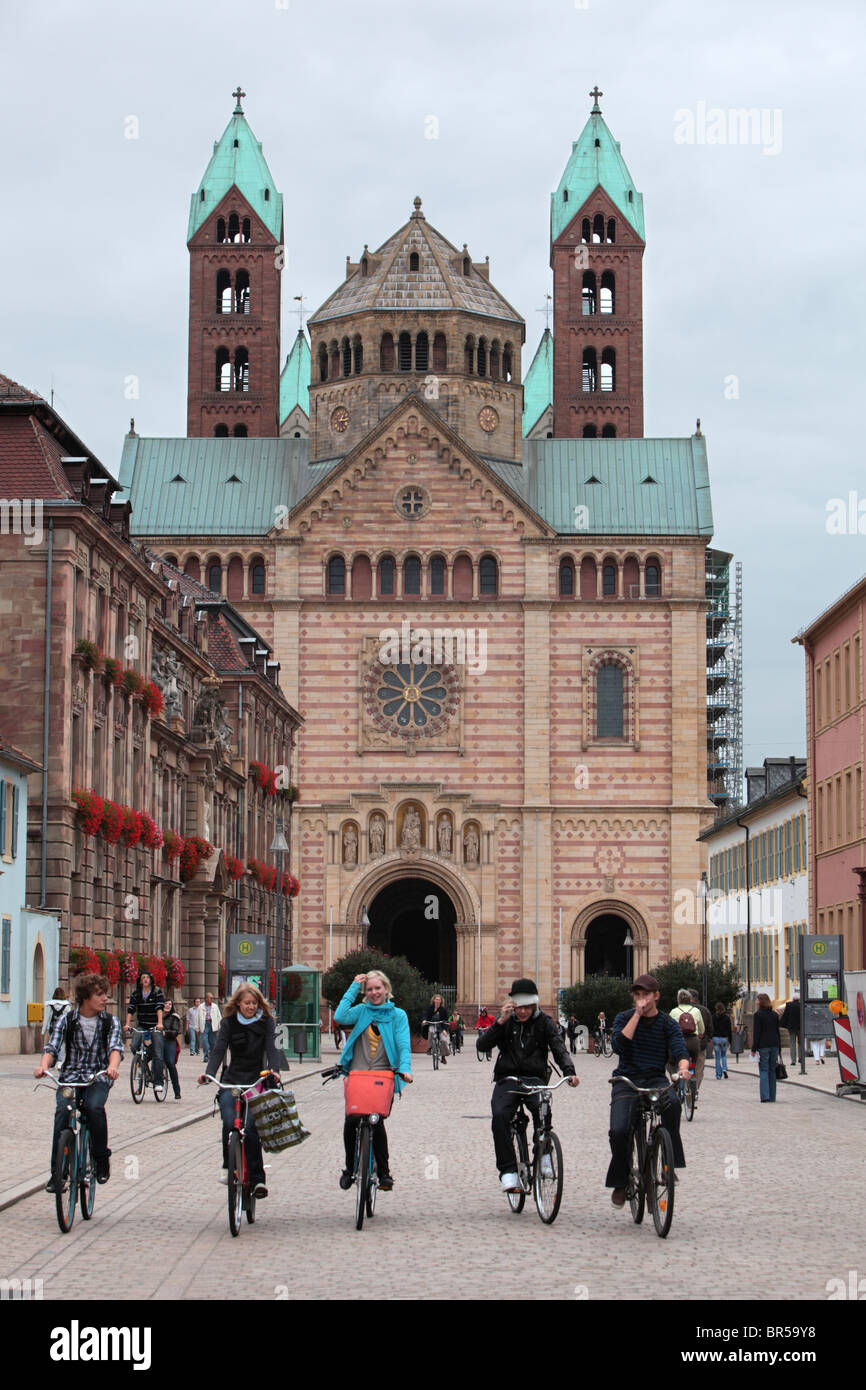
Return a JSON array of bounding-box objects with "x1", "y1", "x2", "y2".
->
[
  {"x1": 369, "y1": 817, "x2": 385, "y2": 857},
  {"x1": 463, "y1": 824, "x2": 479, "y2": 865},
  {"x1": 438, "y1": 816, "x2": 452, "y2": 854},
  {"x1": 401, "y1": 806, "x2": 422, "y2": 853},
  {"x1": 343, "y1": 826, "x2": 358, "y2": 867}
]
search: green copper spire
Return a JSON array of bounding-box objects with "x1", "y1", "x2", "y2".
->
[
  {"x1": 280, "y1": 330, "x2": 311, "y2": 425},
  {"x1": 551, "y1": 88, "x2": 644, "y2": 243},
  {"x1": 522, "y1": 329, "x2": 553, "y2": 436},
  {"x1": 188, "y1": 90, "x2": 283, "y2": 243}
]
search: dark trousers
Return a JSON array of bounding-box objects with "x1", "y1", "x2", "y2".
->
[
  {"x1": 218, "y1": 1089, "x2": 265, "y2": 1186},
  {"x1": 131, "y1": 1027, "x2": 165, "y2": 1085},
  {"x1": 343, "y1": 1116, "x2": 390, "y2": 1176},
  {"x1": 606, "y1": 1077, "x2": 685, "y2": 1189},
  {"x1": 50, "y1": 1080, "x2": 111, "y2": 1169},
  {"x1": 491, "y1": 1079, "x2": 541, "y2": 1174},
  {"x1": 164, "y1": 1039, "x2": 180, "y2": 1097}
]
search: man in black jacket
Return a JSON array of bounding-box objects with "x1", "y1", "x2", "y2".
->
[
  {"x1": 779, "y1": 995, "x2": 801, "y2": 1065},
  {"x1": 478, "y1": 978, "x2": 579, "y2": 1192}
]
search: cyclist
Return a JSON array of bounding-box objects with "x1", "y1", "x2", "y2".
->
[
  {"x1": 594, "y1": 1011, "x2": 609, "y2": 1052},
  {"x1": 476, "y1": 1006, "x2": 496, "y2": 1032},
  {"x1": 477, "y1": 977, "x2": 579, "y2": 1193},
  {"x1": 124, "y1": 970, "x2": 166, "y2": 1089},
  {"x1": 199, "y1": 983, "x2": 284, "y2": 1199},
  {"x1": 334, "y1": 970, "x2": 413, "y2": 1193},
  {"x1": 422, "y1": 994, "x2": 451, "y2": 1064},
  {"x1": 448, "y1": 1009, "x2": 464, "y2": 1053},
  {"x1": 669, "y1": 989, "x2": 704, "y2": 1090},
  {"x1": 607, "y1": 974, "x2": 691, "y2": 1208},
  {"x1": 34, "y1": 972, "x2": 123, "y2": 1190}
]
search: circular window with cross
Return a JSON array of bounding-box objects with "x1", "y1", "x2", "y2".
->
[{"x1": 393, "y1": 485, "x2": 430, "y2": 521}]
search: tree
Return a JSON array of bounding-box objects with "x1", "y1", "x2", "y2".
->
[
  {"x1": 559, "y1": 975, "x2": 634, "y2": 1027},
  {"x1": 652, "y1": 954, "x2": 742, "y2": 1013},
  {"x1": 322, "y1": 948, "x2": 434, "y2": 1034}
]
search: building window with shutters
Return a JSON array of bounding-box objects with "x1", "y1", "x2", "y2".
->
[{"x1": 1, "y1": 917, "x2": 10, "y2": 997}]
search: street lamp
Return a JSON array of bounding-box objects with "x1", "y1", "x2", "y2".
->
[
  {"x1": 623, "y1": 930, "x2": 634, "y2": 980},
  {"x1": 360, "y1": 905, "x2": 370, "y2": 952},
  {"x1": 270, "y1": 820, "x2": 290, "y2": 1023}
]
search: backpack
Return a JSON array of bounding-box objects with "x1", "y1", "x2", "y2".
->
[{"x1": 677, "y1": 1007, "x2": 698, "y2": 1036}]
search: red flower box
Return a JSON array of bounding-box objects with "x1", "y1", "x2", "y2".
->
[
  {"x1": 119, "y1": 807, "x2": 143, "y2": 849},
  {"x1": 72, "y1": 788, "x2": 104, "y2": 837},
  {"x1": 249, "y1": 761, "x2": 278, "y2": 797},
  {"x1": 162, "y1": 830, "x2": 184, "y2": 862},
  {"x1": 69, "y1": 944, "x2": 100, "y2": 976},
  {"x1": 164, "y1": 956, "x2": 185, "y2": 988},
  {"x1": 100, "y1": 800, "x2": 125, "y2": 845},
  {"x1": 141, "y1": 681, "x2": 165, "y2": 718},
  {"x1": 225, "y1": 853, "x2": 244, "y2": 882},
  {"x1": 139, "y1": 813, "x2": 163, "y2": 850}
]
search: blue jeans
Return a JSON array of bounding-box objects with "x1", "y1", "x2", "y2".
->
[
  {"x1": 218, "y1": 1088, "x2": 265, "y2": 1186},
  {"x1": 714, "y1": 1039, "x2": 728, "y2": 1077},
  {"x1": 51, "y1": 1079, "x2": 111, "y2": 1168},
  {"x1": 202, "y1": 1023, "x2": 215, "y2": 1062},
  {"x1": 606, "y1": 1077, "x2": 686, "y2": 1188},
  {"x1": 758, "y1": 1047, "x2": 779, "y2": 1101},
  {"x1": 188, "y1": 1027, "x2": 198, "y2": 1056},
  {"x1": 131, "y1": 1027, "x2": 164, "y2": 1085}
]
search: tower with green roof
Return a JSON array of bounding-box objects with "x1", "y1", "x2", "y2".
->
[
  {"x1": 550, "y1": 88, "x2": 645, "y2": 439},
  {"x1": 187, "y1": 88, "x2": 283, "y2": 439}
]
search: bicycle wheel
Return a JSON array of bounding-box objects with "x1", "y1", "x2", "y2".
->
[
  {"x1": 506, "y1": 1125, "x2": 528, "y2": 1213},
  {"x1": 533, "y1": 1131, "x2": 564, "y2": 1224},
  {"x1": 366, "y1": 1148, "x2": 377, "y2": 1219},
  {"x1": 648, "y1": 1127, "x2": 675, "y2": 1238},
  {"x1": 53, "y1": 1127, "x2": 77, "y2": 1233},
  {"x1": 153, "y1": 1067, "x2": 169, "y2": 1103},
  {"x1": 78, "y1": 1126, "x2": 96, "y2": 1220},
  {"x1": 355, "y1": 1125, "x2": 371, "y2": 1230},
  {"x1": 602, "y1": 1032, "x2": 613, "y2": 1058},
  {"x1": 682, "y1": 1079, "x2": 695, "y2": 1122},
  {"x1": 129, "y1": 1054, "x2": 146, "y2": 1103},
  {"x1": 227, "y1": 1132, "x2": 244, "y2": 1237},
  {"x1": 431, "y1": 1041, "x2": 439, "y2": 1071},
  {"x1": 627, "y1": 1128, "x2": 645, "y2": 1224},
  {"x1": 245, "y1": 1189, "x2": 257, "y2": 1224}
]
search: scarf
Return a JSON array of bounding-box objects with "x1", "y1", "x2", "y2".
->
[{"x1": 338, "y1": 995, "x2": 409, "y2": 1095}]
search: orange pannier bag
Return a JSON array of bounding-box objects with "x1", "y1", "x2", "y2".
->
[{"x1": 344, "y1": 1069, "x2": 395, "y2": 1118}]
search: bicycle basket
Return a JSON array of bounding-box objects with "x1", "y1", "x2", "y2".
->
[
  {"x1": 344, "y1": 1069, "x2": 395, "y2": 1118},
  {"x1": 244, "y1": 1088, "x2": 311, "y2": 1152}
]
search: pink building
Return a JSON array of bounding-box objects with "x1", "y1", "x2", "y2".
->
[{"x1": 794, "y1": 578, "x2": 866, "y2": 969}]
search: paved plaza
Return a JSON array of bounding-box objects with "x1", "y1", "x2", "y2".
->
[{"x1": 2, "y1": 1040, "x2": 864, "y2": 1302}]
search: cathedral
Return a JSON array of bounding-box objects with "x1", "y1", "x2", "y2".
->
[{"x1": 120, "y1": 87, "x2": 716, "y2": 1012}]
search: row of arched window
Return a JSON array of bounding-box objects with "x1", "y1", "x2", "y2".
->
[
  {"x1": 216, "y1": 269, "x2": 251, "y2": 314},
  {"x1": 558, "y1": 555, "x2": 662, "y2": 599},
  {"x1": 577, "y1": 213, "x2": 617, "y2": 244},
  {"x1": 581, "y1": 271, "x2": 615, "y2": 315},
  {"x1": 582, "y1": 347, "x2": 616, "y2": 392},
  {"x1": 216, "y1": 213, "x2": 252, "y2": 244},
  {"x1": 215, "y1": 347, "x2": 249, "y2": 393},
  {"x1": 326, "y1": 552, "x2": 499, "y2": 599},
  {"x1": 581, "y1": 424, "x2": 617, "y2": 437},
  {"x1": 163, "y1": 554, "x2": 268, "y2": 599},
  {"x1": 213, "y1": 424, "x2": 248, "y2": 437},
  {"x1": 316, "y1": 332, "x2": 517, "y2": 383}
]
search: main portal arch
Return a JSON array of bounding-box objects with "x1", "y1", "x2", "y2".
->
[{"x1": 570, "y1": 896, "x2": 650, "y2": 984}]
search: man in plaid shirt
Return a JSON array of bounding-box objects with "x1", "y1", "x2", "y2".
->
[{"x1": 35, "y1": 972, "x2": 123, "y2": 1189}]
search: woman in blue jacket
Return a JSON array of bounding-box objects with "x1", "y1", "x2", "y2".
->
[{"x1": 335, "y1": 970, "x2": 413, "y2": 1191}]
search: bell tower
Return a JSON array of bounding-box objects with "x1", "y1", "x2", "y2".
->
[
  {"x1": 186, "y1": 89, "x2": 283, "y2": 438},
  {"x1": 550, "y1": 89, "x2": 645, "y2": 439}
]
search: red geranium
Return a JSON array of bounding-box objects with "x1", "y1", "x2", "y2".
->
[
  {"x1": 69, "y1": 944, "x2": 99, "y2": 975},
  {"x1": 281, "y1": 871, "x2": 301, "y2": 898},
  {"x1": 100, "y1": 799, "x2": 125, "y2": 844},
  {"x1": 96, "y1": 950, "x2": 120, "y2": 986},
  {"x1": 139, "y1": 813, "x2": 163, "y2": 850},
  {"x1": 145, "y1": 955, "x2": 167, "y2": 989},
  {"x1": 72, "y1": 788, "x2": 104, "y2": 837},
  {"x1": 121, "y1": 669, "x2": 146, "y2": 698},
  {"x1": 162, "y1": 830, "x2": 183, "y2": 862},
  {"x1": 250, "y1": 761, "x2": 277, "y2": 797},
  {"x1": 102, "y1": 657, "x2": 122, "y2": 685},
  {"x1": 119, "y1": 807, "x2": 143, "y2": 849},
  {"x1": 141, "y1": 682, "x2": 165, "y2": 718},
  {"x1": 180, "y1": 835, "x2": 214, "y2": 883},
  {"x1": 225, "y1": 853, "x2": 244, "y2": 882},
  {"x1": 248, "y1": 859, "x2": 277, "y2": 891},
  {"x1": 164, "y1": 956, "x2": 185, "y2": 988}
]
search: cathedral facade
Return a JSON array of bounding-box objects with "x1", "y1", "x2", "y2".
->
[{"x1": 121, "y1": 90, "x2": 716, "y2": 1012}]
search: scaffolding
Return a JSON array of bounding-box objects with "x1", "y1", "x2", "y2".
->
[{"x1": 705, "y1": 549, "x2": 743, "y2": 814}]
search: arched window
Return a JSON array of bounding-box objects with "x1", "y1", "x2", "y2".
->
[
  {"x1": 623, "y1": 555, "x2": 640, "y2": 601},
  {"x1": 403, "y1": 555, "x2": 421, "y2": 595},
  {"x1": 241, "y1": 217, "x2": 251, "y2": 243},
  {"x1": 581, "y1": 218, "x2": 591, "y2": 244},
  {"x1": 398, "y1": 332, "x2": 412, "y2": 371},
  {"x1": 581, "y1": 271, "x2": 597, "y2": 315},
  {"x1": 606, "y1": 218, "x2": 616, "y2": 244},
  {"x1": 602, "y1": 561, "x2": 617, "y2": 597},
  {"x1": 163, "y1": 554, "x2": 178, "y2": 567},
  {"x1": 452, "y1": 553, "x2": 473, "y2": 599},
  {"x1": 217, "y1": 269, "x2": 232, "y2": 313},
  {"x1": 214, "y1": 424, "x2": 229, "y2": 437},
  {"x1": 207, "y1": 559, "x2": 222, "y2": 593},
  {"x1": 430, "y1": 555, "x2": 446, "y2": 596},
  {"x1": 559, "y1": 558, "x2": 575, "y2": 596},
  {"x1": 602, "y1": 424, "x2": 616, "y2": 437},
  {"x1": 351, "y1": 554, "x2": 372, "y2": 599},
  {"x1": 380, "y1": 332, "x2": 395, "y2": 371},
  {"x1": 352, "y1": 335, "x2": 363, "y2": 374},
  {"x1": 329, "y1": 340, "x2": 340, "y2": 379},
  {"x1": 235, "y1": 270, "x2": 250, "y2": 314},
  {"x1": 415, "y1": 332, "x2": 429, "y2": 372},
  {"x1": 596, "y1": 663, "x2": 624, "y2": 737},
  {"x1": 592, "y1": 213, "x2": 604, "y2": 244},
  {"x1": 489, "y1": 340, "x2": 501, "y2": 379},
  {"x1": 216, "y1": 347, "x2": 231, "y2": 392},
  {"x1": 477, "y1": 338, "x2": 487, "y2": 377},
  {"x1": 233, "y1": 424, "x2": 247, "y2": 437},
  {"x1": 600, "y1": 271, "x2": 615, "y2": 314},
  {"x1": 217, "y1": 218, "x2": 226, "y2": 243},
  {"x1": 479, "y1": 554, "x2": 498, "y2": 595},
  {"x1": 582, "y1": 424, "x2": 597, "y2": 438},
  {"x1": 582, "y1": 348, "x2": 597, "y2": 393},
  {"x1": 227, "y1": 556, "x2": 244, "y2": 601},
  {"x1": 318, "y1": 344, "x2": 328, "y2": 382},
  {"x1": 433, "y1": 333, "x2": 447, "y2": 371},
  {"x1": 361, "y1": 256, "x2": 368, "y2": 276},
  {"x1": 645, "y1": 558, "x2": 662, "y2": 597},
  {"x1": 234, "y1": 347, "x2": 249, "y2": 392},
  {"x1": 184, "y1": 555, "x2": 201, "y2": 583},
  {"x1": 409, "y1": 251, "x2": 420, "y2": 271},
  {"x1": 464, "y1": 336, "x2": 475, "y2": 374},
  {"x1": 250, "y1": 559, "x2": 266, "y2": 595},
  {"x1": 341, "y1": 337, "x2": 351, "y2": 377},
  {"x1": 463, "y1": 256, "x2": 471, "y2": 276},
  {"x1": 601, "y1": 348, "x2": 615, "y2": 392},
  {"x1": 579, "y1": 556, "x2": 597, "y2": 599},
  {"x1": 378, "y1": 555, "x2": 396, "y2": 596},
  {"x1": 503, "y1": 343, "x2": 513, "y2": 382},
  {"x1": 228, "y1": 212, "x2": 240, "y2": 243},
  {"x1": 327, "y1": 554, "x2": 346, "y2": 595}
]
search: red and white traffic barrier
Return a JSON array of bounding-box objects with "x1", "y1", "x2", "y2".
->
[{"x1": 832, "y1": 1012, "x2": 860, "y2": 1084}]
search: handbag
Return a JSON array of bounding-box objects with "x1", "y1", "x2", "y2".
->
[
  {"x1": 244, "y1": 1082, "x2": 311, "y2": 1152},
  {"x1": 775, "y1": 1059, "x2": 788, "y2": 1080}
]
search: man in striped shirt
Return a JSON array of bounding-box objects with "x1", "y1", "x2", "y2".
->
[{"x1": 606, "y1": 974, "x2": 691, "y2": 1207}]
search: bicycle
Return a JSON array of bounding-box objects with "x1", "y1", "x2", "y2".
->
[
  {"x1": 36, "y1": 1070, "x2": 109, "y2": 1234},
  {"x1": 449, "y1": 1027, "x2": 463, "y2": 1055},
  {"x1": 323, "y1": 1065, "x2": 394, "y2": 1231},
  {"x1": 502, "y1": 1075, "x2": 571, "y2": 1224},
  {"x1": 609, "y1": 1075, "x2": 677, "y2": 1238},
  {"x1": 128, "y1": 1028, "x2": 168, "y2": 1104},
  {"x1": 593, "y1": 1026, "x2": 613, "y2": 1058},
  {"x1": 202, "y1": 1072, "x2": 276, "y2": 1236},
  {"x1": 676, "y1": 1058, "x2": 697, "y2": 1122},
  {"x1": 476, "y1": 1029, "x2": 490, "y2": 1062},
  {"x1": 425, "y1": 1021, "x2": 449, "y2": 1070}
]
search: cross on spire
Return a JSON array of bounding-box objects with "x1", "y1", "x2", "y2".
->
[
  {"x1": 589, "y1": 85, "x2": 603, "y2": 112},
  {"x1": 536, "y1": 293, "x2": 553, "y2": 332},
  {"x1": 233, "y1": 86, "x2": 246, "y2": 114},
  {"x1": 292, "y1": 294, "x2": 307, "y2": 333}
]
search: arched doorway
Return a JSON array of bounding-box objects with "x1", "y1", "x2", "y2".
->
[
  {"x1": 584, "y1": 913, "x2": 632, "y2": 977},
  {"x1": 367, "y1": 877, "x2": 457, "y2": 989},
  {"x1": 32, "y1": 941, "x2": 45, "y2": 1003}
]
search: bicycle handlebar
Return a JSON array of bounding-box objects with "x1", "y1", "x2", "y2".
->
[
  {"x1": 608, "y1": 1076, "x2": 678, "y2": 1094},
  {"x1": 200, "y1": 1071, "x2": 279, "y2": 1091},
  {"x1": 35, "y1": 1069, "x2": 111, "y2": 1092},
  {"x1": 504, "y1": 1075, "x2": 574, "y2": 1095}
]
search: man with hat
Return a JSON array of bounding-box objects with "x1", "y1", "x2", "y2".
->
[
  {"x1": 477, "y1": 978, "x2": 579, "y2": 1193},
  {"x1": 607, "y1": 974, "x2": 691, "y2": 1208}
]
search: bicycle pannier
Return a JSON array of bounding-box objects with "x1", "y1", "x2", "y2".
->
[
  {"x1": 344, "y1": 1069, "x2": 395, "y2": 1118},
  {"x1": 244, "y1": 1084, "x2": 311, "y2": 1152}
]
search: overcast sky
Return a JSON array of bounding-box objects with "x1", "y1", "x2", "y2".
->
[{"x1": 2, "y1": 0, "x2": 865, "y2": 777}]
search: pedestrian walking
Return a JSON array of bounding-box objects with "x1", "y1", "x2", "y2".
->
[
  {"x1": 162, "y1": 997, "x2": 183, "y2": 1100},
  {"x1": 688, "y1": 989, "x2": 714, "y2": 1092},
  {"x1": 669, "y1": 990, "x2": 704, "y2": 1089},
  {"x1": 186, "y1": 998, "x2": 200, "y2": 1056},
  {"x1": 196, "y1": 993, "x2": 222, "y2": 1063},
  {"x1": 711, "y1": 1001, "x2": 732, "y2": 1078},
  {"x1": 566, "y1": 1014, "x2": 579, "y2": 1054},
  {"x1": 42, "y1": 986, "x2": 71, "y2": 1044},
  {"x1": 779, "y1": 994, "x2": 800, "y2": 1065},
  {"x1": 810, "y1": 1035, "x2": 831, "y2": 1065},
  {"x1": 751, "y1": 993, "x2": 782, "y2": 1102}
]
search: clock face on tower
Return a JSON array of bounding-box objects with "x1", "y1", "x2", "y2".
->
[
  {"x1": 331, "y1": 406, "x2": 350, "y2": 433},
  {"x1": 478, "y1": 406, "x2": 499, "y2": 434}
]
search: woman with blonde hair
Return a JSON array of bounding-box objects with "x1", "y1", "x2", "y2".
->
[
  {"x1": 334, "y1": 970, "x2": 412, "y2": 1192},
  {"x1": 199, "y1": 983, "x2": 284, "y2": 1197}
]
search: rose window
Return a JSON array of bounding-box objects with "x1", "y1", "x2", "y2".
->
[{"x1": 363, "y1": 658, "x2": 459, "y2": 740}]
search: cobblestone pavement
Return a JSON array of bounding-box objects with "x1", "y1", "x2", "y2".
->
[{"x1": 2, "y1": 1041, "x2": 864, "y2": 1302}]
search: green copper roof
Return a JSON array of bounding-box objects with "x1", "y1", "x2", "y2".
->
[
  {"x1": 188, "y1": 106, "x2": 283, "y2": 243},
  {"x1": 280, "y1": 331, "x2": 311, "y2": 424},
  {"x1": 522, "y1": 329, "x2": 553, "y2": 436},
  {"x1": 551, "y1": 106, "x2": 644, "y2": 243}
]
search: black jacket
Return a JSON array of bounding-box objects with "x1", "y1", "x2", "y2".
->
[
  {"x1": 752, "y1": 1008, "x2": 782, "y2": 1052},
  {"x1": 779, "y1": 999, "x2": 800, "y2": 1031},
  {"x1": 162, "y1": 1010, "x2": 182, "y2": 1043},
  {"x1": 478, "y1": 1008, "x2": 575, "y2": 1083},
  {"x1": 205, "y1": 1013, "x2": 283, "y2": 1085}
]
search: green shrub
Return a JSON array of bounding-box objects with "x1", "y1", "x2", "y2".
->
[
  {"x1": 322, "y1": 948, "x2": 434, "y2": 1034},
  {"x1": 559, "y1": 974, "x2": 634, "y2": 1026},
  {"x1": 652, "y1": 955, "x2": 742, "y2": 1012}
]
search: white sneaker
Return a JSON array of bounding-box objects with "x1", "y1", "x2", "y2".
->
[
  {"x1": 219, "y1": 1169, "x2": 228, "y2": 1186},
  {"x1": 540, "y1": 1155, "x2": 555, "y2": 1179},
  {"x1": 500, "y1": 1172, "x2": 520, "y2": 1192}
]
